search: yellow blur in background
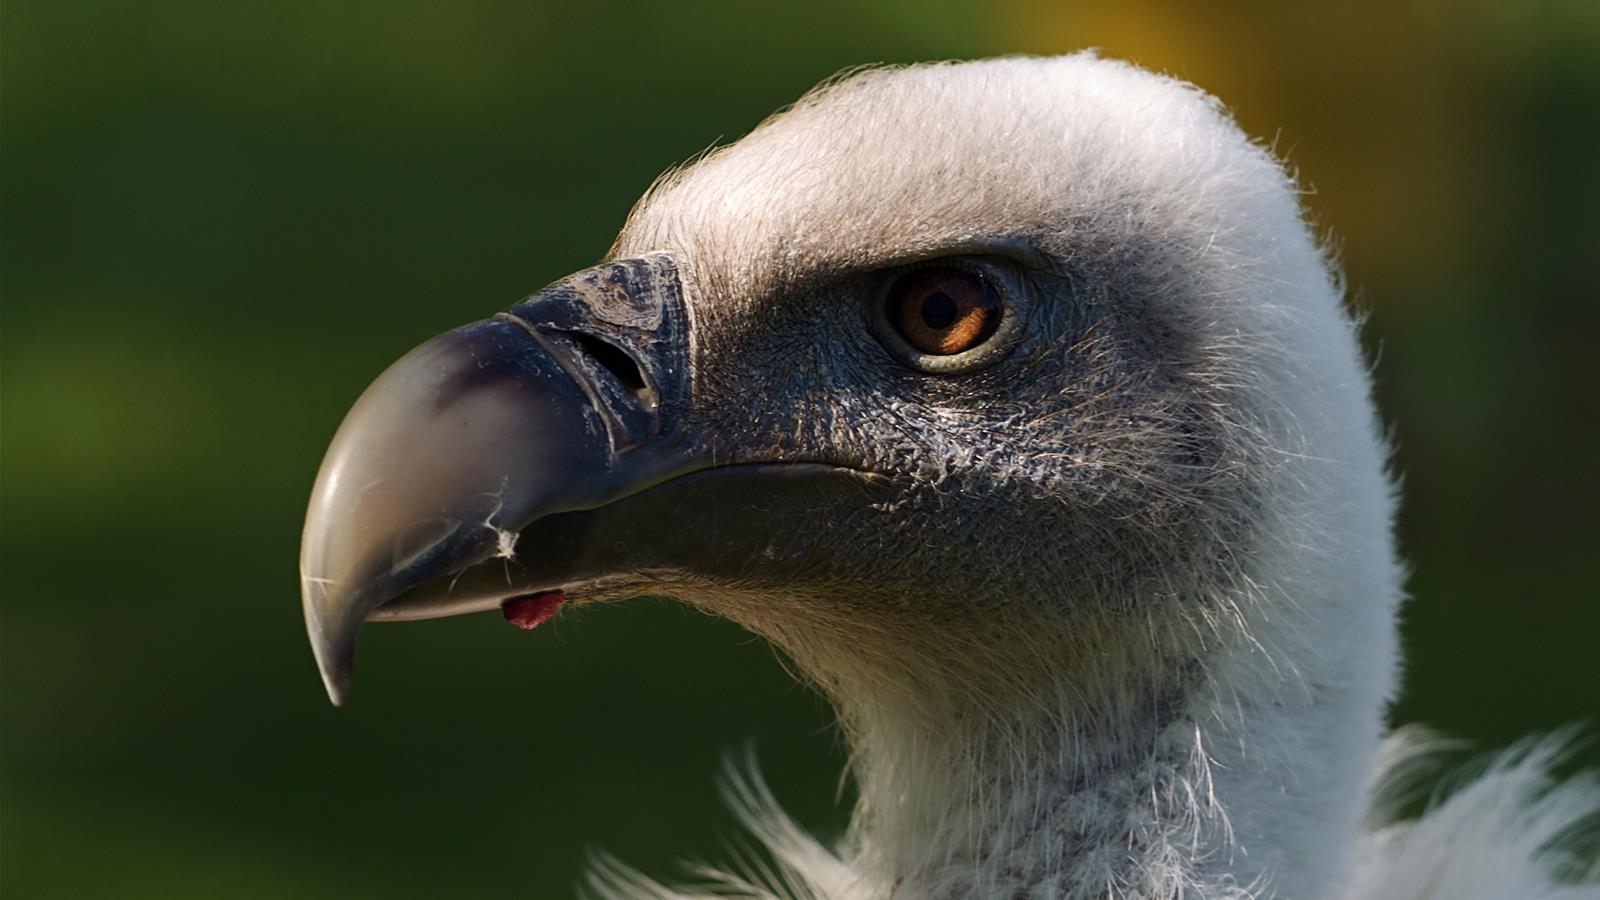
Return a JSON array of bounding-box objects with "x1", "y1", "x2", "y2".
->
[{"x1": 3, "y1": 2, "x2": 1596, "y2": 896}]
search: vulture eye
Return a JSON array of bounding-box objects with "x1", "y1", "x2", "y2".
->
[{"x1": 887, "y1": 268, "x2": 1001, "y2": 356}]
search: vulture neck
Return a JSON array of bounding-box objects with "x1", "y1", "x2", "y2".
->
[{"x1": 801, "y1": 575, "x2": 1388, "y2": 898}]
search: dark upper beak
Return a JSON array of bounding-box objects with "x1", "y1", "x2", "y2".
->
[{"x1": 300, "y1": 255, "x2": 697, "y2": 705}]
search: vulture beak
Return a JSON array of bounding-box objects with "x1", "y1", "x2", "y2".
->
[{"x1": 300, "y1": 254, "x2": 875, "y2": 705}]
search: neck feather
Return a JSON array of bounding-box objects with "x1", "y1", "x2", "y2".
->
[{"x1": 785, "y1": 532, "x2": 1399, "y2": 899}]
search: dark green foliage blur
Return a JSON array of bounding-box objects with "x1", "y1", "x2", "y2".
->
[{"x1": 3, "y1": 2, "x2": 1596, "y2": 896}]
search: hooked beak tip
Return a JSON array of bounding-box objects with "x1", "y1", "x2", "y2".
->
[
  {"x1": 321, "y1": 673, "x2": 350, "y2": 708},
  {"x1": 303, "y1": 575, "x2": 358, "y2": 707},
  {"x1": 310, "y1": 625, "x2": 354, "y2": 707}
]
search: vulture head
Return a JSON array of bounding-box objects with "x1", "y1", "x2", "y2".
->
[{"x1": 300, "y1": 54, "x2": 1428, "y2": 897}]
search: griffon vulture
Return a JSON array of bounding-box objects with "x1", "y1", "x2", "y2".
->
[{"x1": 298, "y1": 54, "x2": 1599, "y2": 899}]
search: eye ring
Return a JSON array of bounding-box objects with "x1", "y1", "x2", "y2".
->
[{"x1": 870, "y1": 260, "x2": 1026, "y2": 374}]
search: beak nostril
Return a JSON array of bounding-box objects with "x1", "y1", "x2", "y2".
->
[{"x1": 568, "y1": 331, "x2": 653, "y2": 402}]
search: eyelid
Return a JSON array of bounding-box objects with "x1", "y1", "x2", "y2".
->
[{"x1": 871, "y1": 236, "x2": 1048, "y2": 274}]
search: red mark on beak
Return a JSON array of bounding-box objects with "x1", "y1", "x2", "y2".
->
[{"x1": 501, "y1": 590, "x2": 565, "y2": 630}]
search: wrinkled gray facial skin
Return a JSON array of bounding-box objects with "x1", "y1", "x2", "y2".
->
[{"x1": 688, "y1": 254, "x2": 1245, "y2": 598}]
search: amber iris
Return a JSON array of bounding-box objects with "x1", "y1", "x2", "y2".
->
[{"x1": 889, "y1": 268, "x2": 1000, "y2": 355}]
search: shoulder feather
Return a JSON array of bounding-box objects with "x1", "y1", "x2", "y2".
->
[{"x1": 1340, "y1": 728, "x2": 1600, "y2": 900}]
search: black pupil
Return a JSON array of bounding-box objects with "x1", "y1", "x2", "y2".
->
[{"x1": 921, "y1": 291, "x2": 959, "y2": 330}]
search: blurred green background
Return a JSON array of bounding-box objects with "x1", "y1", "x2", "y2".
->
[{"x1": 3, "y1": 1, "x2": 1597, "y2": 896}]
